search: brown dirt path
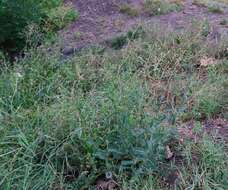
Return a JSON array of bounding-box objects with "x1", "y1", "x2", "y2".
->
[{"x1": 61, "y1": 0, "x2": 228, "y2": 55}]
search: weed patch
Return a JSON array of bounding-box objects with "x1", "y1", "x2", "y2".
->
[
  {"x1": 45, "y1": 4, "x2": 79, "y2": 31},
  {"x1": 106, "y1": 26, "x2": 145, "y2": 49},
  {"x1": 0, "y1": 23, "x2": 227, "y2": 189},
  {"x1": 119, "y1": 3, "x2": 140, "y2": 17},
  {"x1": 143, "y1": 0, "x2": 183, "y2": 16}
]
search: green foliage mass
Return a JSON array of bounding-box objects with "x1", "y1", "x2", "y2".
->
[
  {"x1": 0, "y1": 0, "x2": 77, "y2": 53},
  {"x1": 0, "y1": 0, "x2": 44, "y2": 51}
]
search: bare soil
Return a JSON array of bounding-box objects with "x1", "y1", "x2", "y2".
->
[
  {"x1": 179, "y1": 118, "x2": 228, "y2": 143},
  {"x1": 61, "y1": 0, "x2": 228, "y2": 55}
]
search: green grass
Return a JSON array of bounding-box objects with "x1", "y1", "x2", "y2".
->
[
  {"x1": 193, "y1": 0, "x2": 226, "y2": 13},
  {"x1": 208, "y1": 4, "x2": 224, "y2": 13},
  {"x1": 44, "y1": 3, "x2": 79, "y2": 31},
  {"x1": 106, "y1": 26, "x2": 145, "y2": 49},
  {"x1": 0, "y1": 23, "x2": 227, "y2": 189},
  {"x1": 119, "y1": 3, "x2": 140, "y2": 17},
  {"x1": 194, "y1": 0, "x2": 228, "y2": 6},
  {"x1": 0, "y1": 51, "x2": 5, "y2": 64},
  {"x1": 143, "y1": 0, "x2": 183, "y2": 16},
  {"x1": 0, "y1": 0, "x2": 78, "y2": 56}
]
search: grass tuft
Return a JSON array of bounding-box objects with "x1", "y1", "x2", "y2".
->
[
  {"x1": 45, "y1": 3, "x2": 79, "y2": 31},
  {"x1": 143, "y1": 0, "x2": 183, "y2": 16},
  {"x1": 119, "y1": 3, "x2": 140, "y2": 17}
]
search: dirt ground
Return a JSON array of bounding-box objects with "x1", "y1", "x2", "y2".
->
[{"x1": 61, "y1": 0, "x2": 228, "y2": 55}]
